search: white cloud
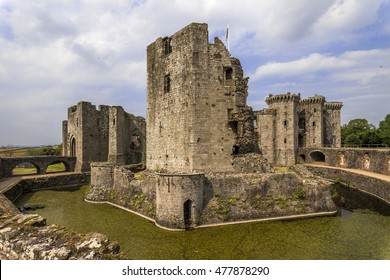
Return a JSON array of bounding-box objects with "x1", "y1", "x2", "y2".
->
[{"x1": 0, "y1": 0, "x2": 389, "y2": 145}]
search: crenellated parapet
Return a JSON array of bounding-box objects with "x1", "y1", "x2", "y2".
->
[
  {"x1": 300, "y1": 95, "x2": 326, "y2": 105},
  {"x1": 265, "y1": 93, "x2": 301, "y2": 105},
  {"x1": 324, "y1": 102, "x2": 343, "y2": 110},
  {"x1": 255, "y1": 109, "x2": 276, "y2": 116}
]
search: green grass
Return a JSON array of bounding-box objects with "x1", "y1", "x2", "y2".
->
[
  {"x1": 274, "y1": 166, "x2": 290, "y2": 173},
  {"x1": 12, "y1": 163, "x2": 66, "y2": 175}
]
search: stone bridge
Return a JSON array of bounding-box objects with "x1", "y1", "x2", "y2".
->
[
  {"x1": 0, "y1": 156, "x2": 76, "y2": 178},
  {"x1": 297, "y1": 147, "x2": 390, "y2": 176}
]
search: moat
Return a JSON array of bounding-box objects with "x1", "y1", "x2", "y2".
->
[{"x1": 15, "y1": 185, "x2": 390, "y2": 260}]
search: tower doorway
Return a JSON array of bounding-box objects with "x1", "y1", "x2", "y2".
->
[
  {"x1": 70, "y1": 138, "x2": 76, "y2": 157},
  {"x1": 183, "y1": 200, "x2": 193, "y2": 229}
]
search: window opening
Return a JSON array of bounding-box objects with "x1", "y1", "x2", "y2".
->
[
  {"x1": 225, "y1": 67, "x2": 233, "y2": 80},
  {"x1": 164, "y1": 74, "x2": 171, "y2": 93},
  {"x1": 163, "y1": 37, "x2": 172, "y2": 55}
]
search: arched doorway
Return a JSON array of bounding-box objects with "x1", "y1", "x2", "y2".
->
[
  {"x1": 310, "y1": 151, "x2": 326, "y2": 162},
  {"x1": 183, "y1": 200, "x2": 193, "y2": 229},
  {"x1": 70, "y1": 137, "x2": 76, "y2": 157}
]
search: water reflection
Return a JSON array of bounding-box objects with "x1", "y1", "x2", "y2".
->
[{"x1": 15, "y1": 185, "x2": 390, "y2": 260}]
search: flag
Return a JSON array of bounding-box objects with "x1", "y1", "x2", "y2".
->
[{"x1": 226, "y1": 24, "x2": 229, "y2": 41}]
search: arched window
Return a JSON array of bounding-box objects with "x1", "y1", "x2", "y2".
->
[{"x1": 71, "y1": 137, "x2": 76, "y2": 157}]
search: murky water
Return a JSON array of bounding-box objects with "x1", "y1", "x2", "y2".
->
[{"x1": 15, "y1": 185, "x2": 390, "y2": 260}]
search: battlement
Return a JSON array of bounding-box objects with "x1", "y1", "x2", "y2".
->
[
  {"x1": 300, "y1": 95, "x2": 326, "y2": 105},
  {"x1": 324, "y1": 102, "x2": 343, "y2": 110},
  {"x1": 265, "y1": 93, "x2": 301, "y2": 105},
  {"x1": 255, "y1": 109, "x2": 276, "y2": 115}
]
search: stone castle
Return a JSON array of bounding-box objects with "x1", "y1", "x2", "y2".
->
[
  {"x1": 62, "y1": 102, "x2": 145, "y2": 172},
  {"x1": 63, "y1": 23, "x2": 341, "y2": 229}
]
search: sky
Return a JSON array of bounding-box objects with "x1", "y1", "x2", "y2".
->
[{"x1": 0, "y1": 0, "x2": 389, "y2": 146}]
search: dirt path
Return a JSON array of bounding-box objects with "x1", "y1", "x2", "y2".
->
[{"x1": 304, "y1": 163, "x2": 390, "y2": 182}]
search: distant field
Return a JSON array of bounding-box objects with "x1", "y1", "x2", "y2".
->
[
  {"x1": 0, "y1": 147, "x2": 32, "y2": 157},
  {"x1": 0, "y1": 145, "x2": 61, "y2": 157}
]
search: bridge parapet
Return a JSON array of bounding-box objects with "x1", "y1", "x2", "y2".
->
[
  {"x1": 298, "y1": 147, "x2": 390, "y2": 176},
  {"x1": 0, "y1": 156, "x2": 76, "y2": 178}
]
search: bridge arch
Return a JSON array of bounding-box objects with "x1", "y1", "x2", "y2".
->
[
  {"x1": 310, "y1": 151, "x2": 326, "y2": 162},
  {"x1": 45, "y1": 160, "x2": 70, "y2": 173},
  {"x1": 12, "y1": 161, "x2": 40, "y2": 176}
]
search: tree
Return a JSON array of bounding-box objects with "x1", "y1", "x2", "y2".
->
[
  {"x1": 341, "y1": 118, "x2": 378, "y2": 146},
  {"x1": 378, "y1": 114, "x2": 390, "y2": 146}
]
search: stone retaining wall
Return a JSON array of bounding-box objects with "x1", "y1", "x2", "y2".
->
[
  {"x1": 88, "y1": 162, "x2": 337, "y2": 229},
  {"x1": 305, "y1": 165, "x2": 390, "y2": 204},
  {"x1": 299, "y1": 148, "x2": 390, "y2": 175}
]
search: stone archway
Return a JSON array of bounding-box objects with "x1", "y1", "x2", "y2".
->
[
  {"x1": 183, "y1": 199, "x2": 193, "y2": 229},
  {"x1": 310, "y1": 151, "x2": 326, "y2": 162},
  {"x1": 12, "y1": 162, "x2": 39, "y2": 176},
  {"x1": 70, "y1": 137, "x2": 76, "y2": 157}
]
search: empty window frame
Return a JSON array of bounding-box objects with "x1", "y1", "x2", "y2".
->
[{"x1": 164, "y1": 74, "x2": 171, "y2": 93}]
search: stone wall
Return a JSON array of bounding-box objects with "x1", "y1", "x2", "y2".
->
[
  {"x1": 146, "y1": 23, "x2": 258, "y2": 173},
  {"x1": 200, "y1": 168, "x2": 336, "y2": 225},
  {"x1": 0, "y1": 156, "x2": 76, "y2": 177},
  {"x1": 63, "y1": 101, "x2": 145, "y2": 172},
  {"x1": 0, "y1": 158, "x2": 3, "y2": 178},
  {"x1": 155, "y1": 173, "x2": 205, "y2": 229},
  {"x1": 264, "y1": 93, "x2": 300, "y2": 166},
  {"x1": 2, "y1": 173, "x2": 90, "y2": 202},
  {"x1": 299, "y1": 147, "x2": 390, "y2": 175},
  {"x1": 87, "y1": 163, "x2": 156, "y2": 219},
  {"x1": 0, "y1": 213, "x2": 123, "y2": 260},
  {"x1": 305, "y1": 165, "x2": 390, "y2": 204},
  {"x1": 88, "y1": 163, "x2": 336, "y2": 230}
]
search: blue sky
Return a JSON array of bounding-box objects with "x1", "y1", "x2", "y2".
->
[{"x1": 0, "y1": 0, "x2": 389, "y2": 146}]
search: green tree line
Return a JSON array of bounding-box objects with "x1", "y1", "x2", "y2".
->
[{"x1": 341, "y1": 114, "x2": 390, "y2": 147}]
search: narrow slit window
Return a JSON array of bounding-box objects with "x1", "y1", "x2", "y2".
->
[{"x1": 164, "y1": 74, "x2": 171, "y2": 93}]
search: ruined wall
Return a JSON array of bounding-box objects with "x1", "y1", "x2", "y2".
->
[
  {"x1": 63, "y1": 102, "x2": 110, "y2": 172},
  {"x1": 200, "y1": 169, "x2": 336, "y2": 225},
  {"x1": 87, "y1": 164, "x2": 336, "y2": 229},
  {"x1": 63, "y1": 102, "x2": 145, "y2": 172},
  {"x1": 0, "y1": 213, "x2": 123, "y2": 260},
  {"x1": 146, "y1": 22, "x2": 256, "y2": 173},
  {"x1": 265, "y1": 93, "x2": 300, "y2": 166},
  {"x1": 87, "y1": 163, "x2": 156, "y2": 219}
]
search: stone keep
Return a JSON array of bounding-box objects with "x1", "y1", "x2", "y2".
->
[
  {"x1": 62, "y1": 101, "x2": 145, "y2": 172},
  {"x1": 146, "y1": 23, "x2": 257, "y2": 173}
]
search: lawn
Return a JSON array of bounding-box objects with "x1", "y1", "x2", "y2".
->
[{"x1": 12, "y1": 163, "x2": 66, "y2": 175}]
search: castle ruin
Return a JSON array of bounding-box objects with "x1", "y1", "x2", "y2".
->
[
  {"x1": 62, "y1": 101, "x2": 145, "y2": 172},
  {"x1": 69, "y1": 23, "x2": 340, "y2": 230}
]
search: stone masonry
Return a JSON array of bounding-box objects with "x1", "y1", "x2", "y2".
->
[
  {"x1": 86, "y1": 23, "x2": 339, "y2": 230},
  {"x1": 62, "y1": 101, "x2": 145, "y2": 172},
  {"x1": 255, "y1": 93, "x2": 342, "y2": 166}
]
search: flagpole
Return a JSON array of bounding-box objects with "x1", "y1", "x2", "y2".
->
[{"x1": 226, "y1": 24, "x2": 230, "y2": 53}]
